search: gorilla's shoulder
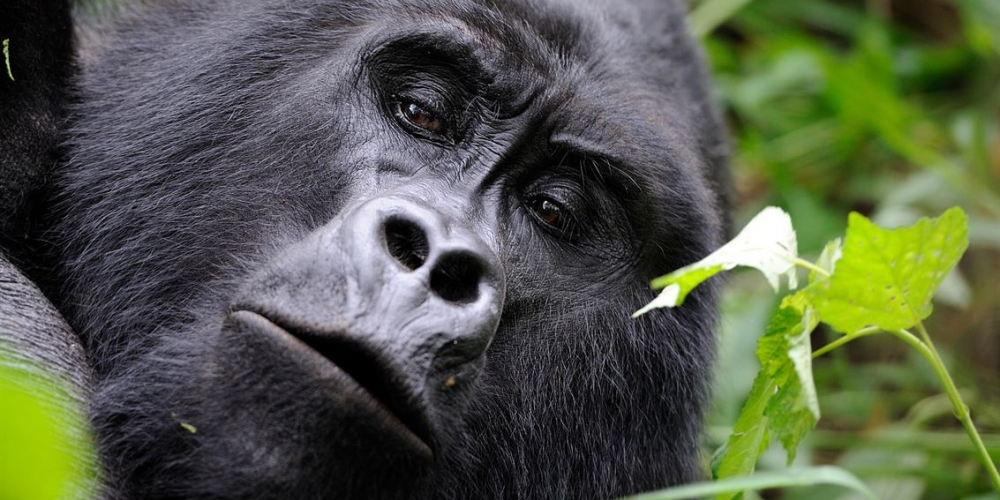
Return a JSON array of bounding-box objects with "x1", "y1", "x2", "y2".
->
[{"x1": 0, "y1": 253, "x2": 92, "y2": 407}]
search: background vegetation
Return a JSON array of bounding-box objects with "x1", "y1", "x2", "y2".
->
[{"x1": 693, "y1": 0, "x2": 1000, "y2": 498}]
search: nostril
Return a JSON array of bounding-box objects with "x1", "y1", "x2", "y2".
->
[
  {"x1": 384, "y1": 217, "x2": 429, "y2": 271},
  {"x1": 430, "y1": 252, "x2": 484, "y2": 304}
]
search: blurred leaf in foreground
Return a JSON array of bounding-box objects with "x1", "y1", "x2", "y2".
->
[
  {"x1": 622, "y1": 466, "x2": 877, "y2": 500},
  {"x1": 0, "y1": 352, "x2": 95, "y2": 500}
]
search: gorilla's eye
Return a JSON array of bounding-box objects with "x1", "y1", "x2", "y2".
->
[
  {"x1": 396, "y1": 101, "x2": 445, "y2": 135},
  {"x1": 524, "y1": 181, "x2": 586, "y2": 240},
  {"x1": 529, "y1": 196, "x2": 566, "y2": 228}
]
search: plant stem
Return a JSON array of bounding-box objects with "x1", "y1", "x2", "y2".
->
[
  {"x1": 914, "y1": 321, "x2": 936, "y2": 348},
  {"x1": 889, "y1": 327, "x2": 1000, "y2": 492},
  {"x1": 811, "y1": 326, "x2": 883, "y2": 358},
  {"x1": 790, "y1": 258, "x2": 830, "y2": 277},
  {"x1": 809, "y1": 323, "x2": 1000, "y2": 490}
]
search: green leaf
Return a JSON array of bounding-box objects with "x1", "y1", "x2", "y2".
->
[
  {"x1": 808, "y1": 207, "x2": 969, "y2": 333},
  {"x1": 713, "y1": 371, "x2": 772, "y2": 489},
  {"x1": 634, "y1": 207, "x2": 797, "y2": 317},
  {"x1": 633, "y1": 265, "x2": 725, "y2": 317},
  {"x1": 761, "y1": 295, "x2": 820, "y2": 464},
  {"x1": 712, "y1": 295, "x2": 821, "y2": 491},
  {"x1": 619, "y1": 466, "x2": 878, "y2": 500},
  {"x1": 811, "y1": 238, "x2": 842, "y2": 282}
]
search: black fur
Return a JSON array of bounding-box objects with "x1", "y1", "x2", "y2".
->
[
  {"x1": 22, "y1": 0, "x2": 727, "y2": 498},
  {"x1": 0, "y1": 0, "x2": 73, "y2": 255}
]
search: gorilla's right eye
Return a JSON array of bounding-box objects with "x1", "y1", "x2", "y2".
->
[
  {"x1": 525, "y1": 192, "x2": 579, "y2": 239},
  {"x1": 395, "y1": 100, "x2": 446, "y2": 136}
]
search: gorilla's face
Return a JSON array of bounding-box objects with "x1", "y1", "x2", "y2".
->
[{"x1": 56, "y1": 0, "x2": 726, "y2": 498}]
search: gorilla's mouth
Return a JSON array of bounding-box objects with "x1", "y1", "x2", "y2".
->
[{"x1": 226, "y1": 310, "x2": 435, "y2": 458}]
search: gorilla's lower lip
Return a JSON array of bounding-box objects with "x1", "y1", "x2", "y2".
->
[{"x1": 226, "y1": 310, "x2": 434, "y2": 459}]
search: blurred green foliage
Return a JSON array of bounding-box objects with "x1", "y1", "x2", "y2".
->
[
  {"x1": 696, "y1": 0, "x2": 1000, "y2": 498},
  {"x1": 0, "y1": 352, "x2": 95, "y2": 500}
]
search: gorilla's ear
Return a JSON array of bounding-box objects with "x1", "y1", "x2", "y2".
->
[{"x1": 0, "y1": 0, "x2": 74, "y2": 233}]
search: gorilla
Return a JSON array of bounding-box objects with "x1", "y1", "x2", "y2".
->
[{"x1": 0, "y1": 0, "x2": 728, "y2": 498}]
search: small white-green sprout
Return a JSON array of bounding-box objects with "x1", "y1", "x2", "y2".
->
[{"x1": 634, "y1": 206, "x2": 798, "y2": 317}]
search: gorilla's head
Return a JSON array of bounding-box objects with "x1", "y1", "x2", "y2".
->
[{"x1": 54, "y1": 0, "x2": 727, "y2": 498}]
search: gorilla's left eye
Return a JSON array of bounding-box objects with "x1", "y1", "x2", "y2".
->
[
  {"x1": 531, "y1": 197, "x2": 564, "y2": 227},
  {"x1": 396, "y1": 100, "x2": 446, "y2": 136}
]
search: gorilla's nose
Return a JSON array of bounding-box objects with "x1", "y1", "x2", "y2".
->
[
  {"x1": 384, "y1": 216, "x2": 487, "y2": 305},
  {"x1": 346, "y1": 196, "x2": 505, "y2": 364}
]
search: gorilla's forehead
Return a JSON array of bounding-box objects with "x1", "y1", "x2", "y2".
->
[
  {"x1": 219, "y1": 1, "x2": 705, "y2": 125},
  {"x1": 350, "y1": 0, "x2": 701, "y2": 110},
  {"x1": 84, "y1": 0, "x2": 722, "y2": 239}
]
